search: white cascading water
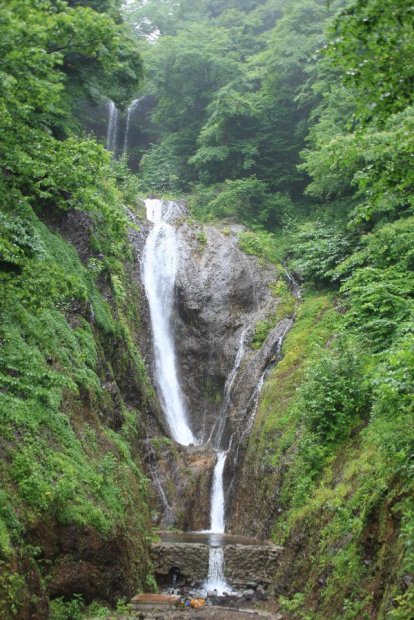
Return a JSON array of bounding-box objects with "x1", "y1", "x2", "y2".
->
[
  {"x1": 204, "y1": 451, "x2": 229, "y2": 594},
  {"x1": 142, "y1": 202, "x2": 292, "y2": 595},
  {"x1": 123, "y1": 98, "x2": 142, "y2": 153},
  {"x1": 210, "y1": 327, "x2": 248, "y2": 446},
  {"x1": 106, "y1": 101, "x2": 119, "y2": 152},
  {"x1": 203, "y1": 329, "x2": 251, "y2": 594},
  {"x1": 206, "y1": 547, "x2": 228, "y2": 593},
  {"x1": 210, "y1": 451, "x2": 227, "y2": 533},
  {"x1": 203, "y1": 336, "x2": 249, "y2": 595},
  {"x1": 143, "y1": 199, "x2": 196, "y2": 446},
  {"x1": 204, "y1": 329, "x2": 248, "y2": 594}
]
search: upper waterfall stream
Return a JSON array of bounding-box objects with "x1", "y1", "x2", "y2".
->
[
  {"x1": 123, "y1": 97, "x2": 142, "y2": 153},
  {"x1": 106, "y1": 101, "x2": 119, "y2": 152},
  {"x1": 142, "y1": 199, "x2": 196, "y2": 446}
]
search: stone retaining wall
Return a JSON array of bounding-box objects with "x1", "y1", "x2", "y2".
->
[
  {"x1": 224, "y1": 544, "x2": 283, "y2": 588},
  {"x1": 151, "y1": 542, "x2": 283, "y2": 589},
  {"x1": 151, "y1": 543, "x2": 209, "y2": 587}
]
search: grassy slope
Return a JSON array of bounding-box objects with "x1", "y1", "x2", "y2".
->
[
  {"x1": 231, "y1": 291, "x2": 339, "y2": 537},
  {"x1": 239, "y1": 288, "x2": 413, "y2": 619},
  {"x1": 0, "y1": 206, "x2": 156, "y2": 618}
]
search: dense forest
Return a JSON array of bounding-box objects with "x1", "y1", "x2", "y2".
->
[{"x1": 0, "y1": 0, "x2": 413, "y2": 619}]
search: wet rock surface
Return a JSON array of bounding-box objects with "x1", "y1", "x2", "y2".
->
[
  {"x1": 143, "y1": 441, "x2": 215, "y2": 530},
  {"x1": 130, "y1": 205, "x2": 295, "y2": 529},
  {"x1": 27, "y1": 520, "x2": 150, "y2": 607},
  {"x1": 174, "y1": 223, "x2": 280, "y2": 444}
]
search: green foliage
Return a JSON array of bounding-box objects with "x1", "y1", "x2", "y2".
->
[
  {"x1": 325, "y1": 0, "x2": 414, "y2": 126},
  {"x1": 289, "y1": 221, "x2": 357, "y2": 285},
  {"x1": 0, "y1": 207, "x2": 154, "y2": 613},
  {"x1": 237, "y1": 270, "x2": 409, "y2": 616},
  {"x1": 341, "y1": 267, "x2": 412, "y2": 349},
  {"x1": 139, "y1": 137, "x2": 185, "y2": 193},
  {"x1": 389, "y1": 587, "x2": 414, "y2": 620},
  {"x1": 189, "y1": 85, "x2": 259, "y2": 181},
  {"x1": 249, "y1": 0, "x2": 340, "y2": 194},
  {"x1": 299, "y1": 339, "x2": 369, "y2": 444},
  {"x1": 279, "y1": 592, "x2": 308, "y2": 618},
  {"x1": 302, "y1": 107, "x2": 414, "y2": 226},
  {"x1": 252, "y1": 280, "x2": 296, "y2": 349},
  {"x1": 333, "y1": 218, "x2": 414, "y2": 350},
  {"x1": 115, "y1": 598, "x2": 132, "y2": 613},
  {"x1": 1, "y1": 0, "x2": 413, "y2": 618},
  {"x1": 132, "y1": 0, "x2": 338, "y2": 197},
  {"x1": 0, "y1": 568, "x2": 26, "y2": 618},
  {"x1": 85, "y1": 601, "x2": 111, "y2": 617},
  {"x1": 50, "y1": 595, "x2": 83, "y2": 620},
  {"x1": 238, "y1": 229, "x2": 286, "y2": 264},
  {"x1": 275, "y1": 336, "x2": 369, "y2": 515},
  {"x1": 190, "y1": 177, "x2": 293, "y2": 228},
  {"x1": 369, "y1": 329, "x2": 414, "y2": 475},
  {"x1": 0, "y1": 0, "x2": 152, "y2": 599},
  {"x1": 0, "y1": 0, "x2": 142, "y2": 225},
  {"x1": 252, "y1": 320, "x2": 275, "y2": 350},
  {"x1": 0, "y1": 212, "x2": 41, "y2": 269},
  {"x1": 243, "y1": 291, "x2": 340, "y2": 510},
  {"x1": 145, "y1": 573, "x2": 159, "y2": 593}
]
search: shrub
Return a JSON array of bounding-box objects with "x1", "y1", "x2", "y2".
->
[
  {"x1": 289, "y1": 221, "x2": 356, "y2": 285},
  {"x1": 190, "y1": 177, "x2": 293, "y2": 229},
  {"x1": 299, "y1": 338, "x2": 369, "y2": 444}
]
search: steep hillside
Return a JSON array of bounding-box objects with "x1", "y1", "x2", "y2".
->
[
  {"x1": 0, "y1": 199, "x2": 161, "y2": 619},
  {"x1": 231, "y1": 288, "x2": 413, "y2": 619}
]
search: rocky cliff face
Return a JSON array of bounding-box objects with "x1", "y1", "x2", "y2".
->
[
  {"x1": 143, "y1": 440, "x2": 215, "y2": 531},
  {"x1": 174, "y1": 222, "x2": 278, "y2": 444},
  {"x1": 131, "y1": 206, "x2": 296, "y2": 529}
]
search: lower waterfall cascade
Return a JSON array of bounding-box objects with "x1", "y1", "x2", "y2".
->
[{"x1": 141, "y1": 198, "x2": 294, "y2": 596}]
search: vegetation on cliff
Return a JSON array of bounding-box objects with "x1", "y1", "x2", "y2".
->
[{"x1": 0, "y1": 1, "x2": 155, "y2": 618}]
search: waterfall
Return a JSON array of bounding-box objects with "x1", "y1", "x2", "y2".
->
[
  {"x1": 123, "y1": 98, "x2": 142, "y2": 153},
  {"x1": 203, "y1": 452, "x2": 228, "y2": 594},
  {"x1": 142, "y1": 199, "x2": 196, "y2": 446},
  {"x1": 140, "y1": 201, "x2": 295, "y2": 595},
  {"x1": 199, "y1": 452, "x2": 229, "y2": 594},
  {"x1": 106, "y1": 101, "x2": 119, "y2": 152},
  {"x1": 210, "y1": 327, "x2": 248, "y2": 446},
  {"x1": 210, "y1": 451, "x2": 226, "y2": 533},
  {"x1": 203, "y1": 331, "x2": 249, "y2": 595},
  {"x1": 205, "y1": 547, "x2": 228, "y2": 594}
]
